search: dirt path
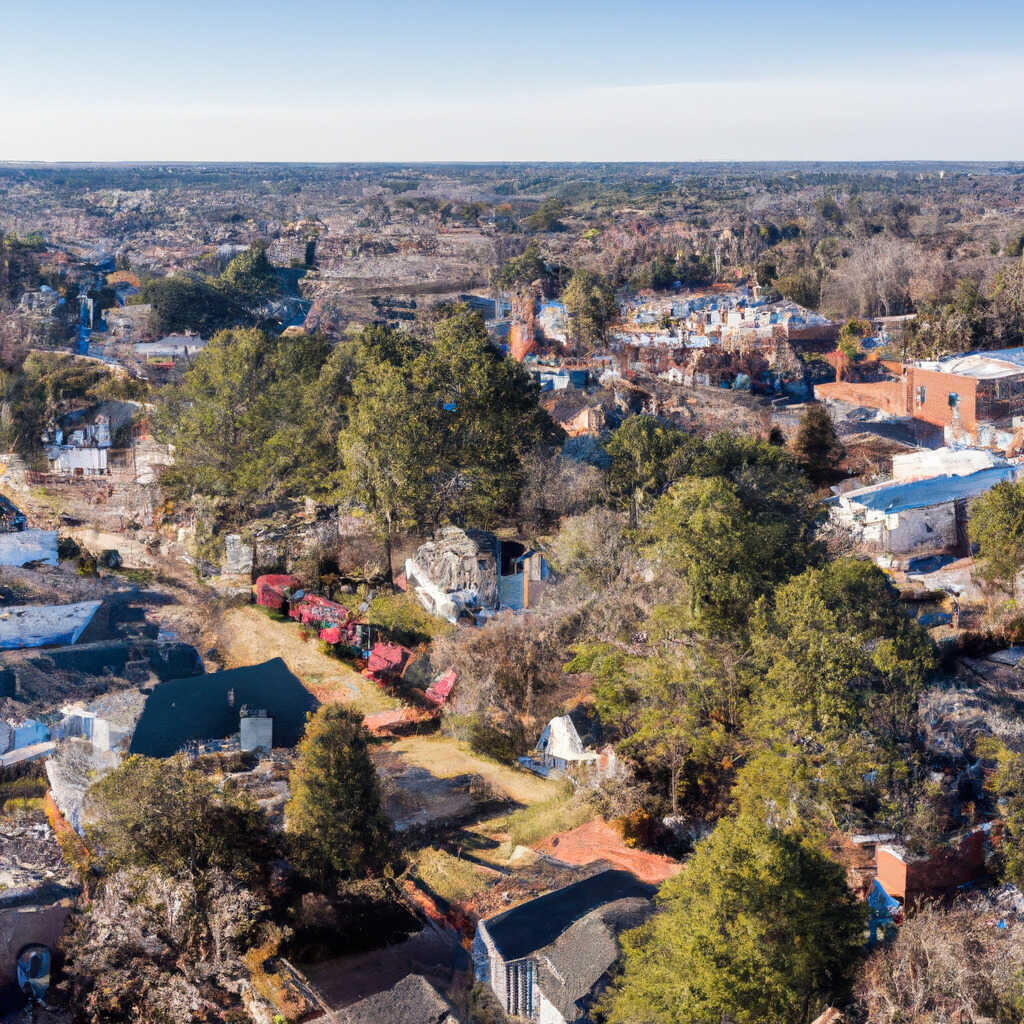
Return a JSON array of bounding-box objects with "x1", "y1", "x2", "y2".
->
[{"x1": 215, "y1": 605, "x2": 398, "y2": 714}]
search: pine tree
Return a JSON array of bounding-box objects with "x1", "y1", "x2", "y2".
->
[
  {"x1": 603, "y1": 817, "x2": 866, "y2": 1024},
  {"x1": 285, "y1": 706, "x2": 393, "y2": 886},
  {"x1": 793, "y1": 405, "x2": 843, "y2": 484}
]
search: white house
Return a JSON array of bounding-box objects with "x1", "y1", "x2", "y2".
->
[
  {"x1": 535, "y1": 716, "x2": 599, "y2": 774},
  {"x1": 831, "y1": 464, "x2": 1020, "y2": 557}
]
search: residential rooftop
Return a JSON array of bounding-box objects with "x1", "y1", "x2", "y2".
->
[
  {"x1": 128, "y1": 657, "x2": 318, "y2": 757},
  {"x1": 480, "y1": 868, "x2": 655, "y2": 963},
  {"x1": 841, "y1": 464, "x2": 1020, "y2": 514},
  {"x1": 910, "y1": 348, "x2": 1024, "y2": 380}
]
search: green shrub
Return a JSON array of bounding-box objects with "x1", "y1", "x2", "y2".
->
[{"x1": 468, "y1": 720, "x2": 516, "y2": 764}]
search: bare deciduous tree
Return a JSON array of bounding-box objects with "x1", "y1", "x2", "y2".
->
[{"x1": 852, "y1": 903, "x2": 1024, "y2": 1024}]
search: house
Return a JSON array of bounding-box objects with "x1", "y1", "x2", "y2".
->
[
  {"x1": 128, "y1": 658, "x2": 317, "y2": 757},
  {"x1": 58, "y1": 689, "x2": 148, "y2": 754},
  {"x1": 134, "y1": 334, "x2": 207, "y2": 362},
  {"x1": 535, "y1": 715, "x2": 600, "y2": 775},
  {"x1": 405, "y1": 527, "x2": 500, "y2": 623},
  {"x1": 816, "y1": 348, "x2": 1024, "y2": 450},
  {"x1": 104, "y1": 303, "x2": 157, "y2": 341},
  {"x1": 42, "y1": 400, "x2": 139, "y2": 478},
  {"x1": 406, "y1": 527, "x2": 549, "y2": 623},
  {"x1": 330, "y1": 973, "x2": 464, "y2": 1024},
  {"x1": 830, "y1": 464, "x2": 1020, "y2": 558},
  {"x1": 472, "y1": 869, "x2": 655, "y2": 1023},
  {"x1": 17, "y1": 287, "x2": 62, "y2": 316}
]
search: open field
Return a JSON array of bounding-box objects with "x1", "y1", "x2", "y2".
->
[
  {"x1": 215, "y1": 605, "x2": 398, "y2": 714},
  {"x1": 383, "y1": 734, "x2": 558, "y2": 806}
]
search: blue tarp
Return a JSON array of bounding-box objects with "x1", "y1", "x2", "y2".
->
[
  {"x1": 850, "y1": 466, "x2": 1018, "y2": 514},
  {"x1": 868, "y1": 878, "x2": 901, "y2": 946}
]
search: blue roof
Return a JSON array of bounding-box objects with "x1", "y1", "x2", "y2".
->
[{"x1": 849, "y1": 465, "x2": 1018, "y2": 513}]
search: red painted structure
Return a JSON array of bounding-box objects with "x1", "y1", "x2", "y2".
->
[
  {"x1": 425, "y1": 669, "x2": 457, "y2": 706},
  {"x1": 289, "y1": 593, "x2": 349, "y2": 627},
  {"x1": 253, "y1": 574, "x2": 301, "y2": 611},
  {"x1": 875, "y1": 826, "x2": 994, "y2": 904}
]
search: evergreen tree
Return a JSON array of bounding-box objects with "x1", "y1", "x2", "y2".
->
[
  {"x1": 792, "y1": 404, "x2": 843, "y2": 484},
  {"x1": 603, "y1": 817, "x2": 866, "y2": 1024},
  {"x1": 562, "y1": 268, "x2": 617, "y2": 347},
  {"x1": 285, "y1": 706, "x2": 393, "y2": 886},
  {"x1": 969, "y1": 479, "x2": 1024, "y2": 596}
]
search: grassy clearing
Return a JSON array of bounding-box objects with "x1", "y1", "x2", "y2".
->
[
  {"x1": 482, "y1": 783, "x2": 595, "y2": 848},
  {"x1": 217, "y1": 605, "x2": 398, "y2": 714},
  {"x1": 385, "y1": 734, "x2": 558, "y2": 805},
  {"x1": 411, "y1": 846, "x2": 491, "y2": 903}
]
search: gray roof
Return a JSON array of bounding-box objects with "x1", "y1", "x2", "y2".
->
[
  {"x1": 535, "y1": 897, "x2": 655, "y2": 1022},
  {"x1": 480, "y1": 869, "x2": 655, "y2": 962},
  {"x1": 334, "y1": 974, "x2": 462, "y2": 1024},
  {"x1": 135, "y1": 335, "x2": 207, "y2": 357}
]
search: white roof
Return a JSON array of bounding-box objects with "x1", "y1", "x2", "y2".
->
[
  {"x1": 0, "y1": 600, "x2": 101, "y2": 650},
  {"x1": 911, "y1": 349, "x2": 1024, "y2": 380},
  {"x1": 0, "y1": 530, "x2": 58, "y2": 568},
  {"x1": 537, "y1": 715, "x2": 598, "y2": 762}
]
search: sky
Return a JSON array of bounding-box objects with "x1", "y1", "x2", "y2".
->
[{"x1": 2, "y1": 0, "x2": 1024, "y2": 161}]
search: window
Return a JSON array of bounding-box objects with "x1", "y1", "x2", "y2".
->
[
  {"x1": 948, "y1": 392, "x2": 959, "y2": 407},
  {"x1": 917, "y1": 385, "x2": 927, "y2": 405}
]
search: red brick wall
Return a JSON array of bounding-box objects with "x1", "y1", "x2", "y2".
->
[
  {"x1": 815, "y1": 380, "x2": 908, "y2": 415},
  {"x1": 904, "y1": 367, "x2": 978, "y2": 432},
  {"x1": 817, "y1": 367, "x2": 979, "y2": 436}
]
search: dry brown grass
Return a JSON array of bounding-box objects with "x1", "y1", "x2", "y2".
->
[
  {"x1": 384, "y1": 734, "x2": 558, "y2": 805},
  {"x1": 216, "y1": 605, "x2": 398, "y2": 714}
]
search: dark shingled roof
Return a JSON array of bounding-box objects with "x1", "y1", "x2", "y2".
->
[
  {"x1": 535, "y1": 897, "x2": 655, "y2": 1021},
  {"x1": 129, "y1": 657, "x2": 317, "y2": 756},
  {"x1": 481, "y1": 869, "x2": 655, "y2": 962},
  {"x1": 334, "y1": 974, "x2": 462, "y2": 1024}
]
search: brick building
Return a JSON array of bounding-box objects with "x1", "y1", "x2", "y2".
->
[
  {"x1": 875, "y1": 825, "x2": 994, "y2": 904},
  {"x1": 817, "y1": 349, "x2": 1024, "y2": 448}
]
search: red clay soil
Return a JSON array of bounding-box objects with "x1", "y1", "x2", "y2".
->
[{"x1": 534, "y1": 819, "x2": 682, "y2": 885}]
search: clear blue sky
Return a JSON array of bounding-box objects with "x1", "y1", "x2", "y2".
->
[{"x1": 3, "y1": 0, "x2": 1023, "y2": 160}]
